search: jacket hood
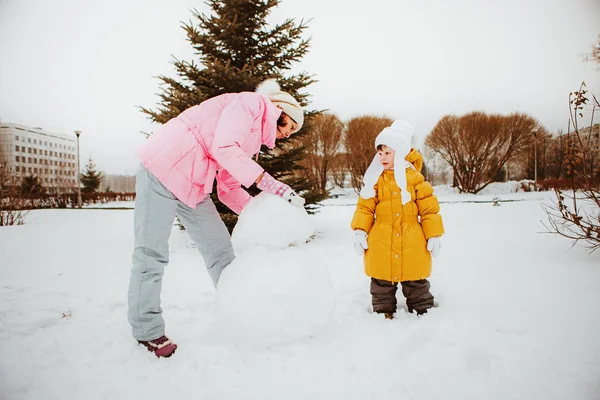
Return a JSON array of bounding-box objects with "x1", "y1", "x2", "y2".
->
[{"x1": 405, "y1": 148, "x2": 423, "y2": 172}]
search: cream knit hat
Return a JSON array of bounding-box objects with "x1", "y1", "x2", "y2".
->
[{"x1": 256, "y1": 79, "x2": 304, "y2": 130}]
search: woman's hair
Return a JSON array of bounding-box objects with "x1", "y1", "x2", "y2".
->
[
  {"x1": 277, "y1": 112, "x2": 288, "y2": 128},
  {"x1": 376, "y1": 144, "x2": 389, "y2": 151}
]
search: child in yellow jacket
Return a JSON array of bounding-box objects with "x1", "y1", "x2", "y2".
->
[{"x1": 351, "y1": 120, "x2": 444, "y2": 319}]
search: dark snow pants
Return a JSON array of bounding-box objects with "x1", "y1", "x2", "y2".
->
[{"x1": 370, "y1": 278, "x2": 434, "y2": 314}]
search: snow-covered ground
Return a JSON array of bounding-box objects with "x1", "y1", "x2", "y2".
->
[
  {"x1": 1, "y1": 187, "x2": 599, "y2": 400},
  {"x1": 82, "y1": 200, "x2": 135, "y2": 209}
]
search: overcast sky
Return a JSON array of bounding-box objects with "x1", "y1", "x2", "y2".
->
[{"x1": 1, "y1": 0, "x2": 599, "y2": 174}]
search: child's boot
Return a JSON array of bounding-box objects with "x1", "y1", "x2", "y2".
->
[{"x1": 408, "y1": 307, "x2": 428, "y2": 316}]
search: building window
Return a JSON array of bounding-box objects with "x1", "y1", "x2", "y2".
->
[
  {"x1": 15, "y1": 145, "x2": 19, "y2": 152},
  {"x1": 44, "y1": 150, "x2": 48, "y2": 156},
  {"x1": 34, "y1": 168, "x2": 38, "y2": 173},
  {"x1": 15, "y1": 136, "x2": 19, "y2": 141},
  {"x1": 28, "y1": 138, "x2": 31, "y2": 143},
  {"x1": 33, "y1": 149, "x2": 37, "y2": 154},
  {"x1": 28, "y1": 148, "x2": 31, "y2": 153},
  {"x1": 28, "y1": 167, "x2": 32, "y2": 173},
  {"x1": 15, "y1": 156, "x2": 19, "y2": 162},
  {"x1": 15, "y1": 166, "x2": 20, "y2": 172},
  {"x1": 28, "y1": 157, "x2": 32, "y2": 163}
]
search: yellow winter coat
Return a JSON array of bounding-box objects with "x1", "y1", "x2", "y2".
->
[{"x1": 351, "y1": 149, "x2": 444, "y2": 283}]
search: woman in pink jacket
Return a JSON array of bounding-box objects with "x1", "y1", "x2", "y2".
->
[{"x1": 129, "y1": 80, "x2": 305, "y2": 358}]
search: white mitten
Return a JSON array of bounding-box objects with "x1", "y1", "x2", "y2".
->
[
  {"x1": 354, "y1": 230, "x2": 368, "y2": 256},
  {"x1": 427, "y1": 236, "x2": 441, "y2": 257}
]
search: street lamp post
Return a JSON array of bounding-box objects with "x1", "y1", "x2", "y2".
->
[
  {"x1": 532, "y1": 128, "x2": 539, "y2": 187},
  {"x1": 74, "y1": 130, "x2": 82, "y2": 208}
]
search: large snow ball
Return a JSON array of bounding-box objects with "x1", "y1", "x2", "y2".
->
[
  {"x1": 215, "y1": 246, "x2": 336, "y2": 345},
  {"x1": 231, "y1": 192, "x2": 314, "y2": 250}
]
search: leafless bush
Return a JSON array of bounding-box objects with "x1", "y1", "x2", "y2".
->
[
  {"x1": 0, "y1": 163, "x2": 31, "y2": 226},
  {"x1": 542, "y1": 82, "x2": 600, "y2": 252},
  {"x1": 344, "y1": 115, "x2": 393, "y2": 193},
  {"x1": 300, "y1": 113, "x2": 343, "y2": 192}
]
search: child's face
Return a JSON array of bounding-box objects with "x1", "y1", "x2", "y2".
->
[{"x1": 377, "y1": 145, "x2": 395, "y2": 169}]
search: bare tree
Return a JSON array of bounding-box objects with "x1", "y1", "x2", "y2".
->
[
  {"x1": 543, "y1": 131, "x2": 568, "y2": 180},
  {"x1": 426, "y1": 111, "x2": 537, "y2": 193},
  {"x1": 584, "y1": 35, "x2": 600, "y2": 67},
  {"x1": 422, "y1": 148, "x2": 449, "y2": 185},
  {"x1": 329, "y1": 153, "x2": 348, "y2": 188},
  {"x1": 300, "y1": 113, "x2": 343, "y2": 192},
  {"x1": 509, "y1": 127, "x2": 552, "y2": 180},
  {"x1": 543, "y1": 82, "x2": 600, "y2": 252},
  {"x1": 344, "y1": 115, "x2": 393, "y2": 193},
  {"x1": 0, "y1": 162, "x2": 30, "y2": 226}
]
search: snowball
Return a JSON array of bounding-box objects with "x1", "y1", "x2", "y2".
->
[
  {"x1": 215, "y1": 193, "x2": 335, "y2": 345},
  {"x1": 215, "y1": 247, "x2": 336, "y2": 345},
  {"x1": 231, "y1": 193, "x2": 314, "y2": 251}
]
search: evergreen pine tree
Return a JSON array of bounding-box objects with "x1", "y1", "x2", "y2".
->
[
  {"x1": 20, "y1": 175, "x2": 45, "y2": 195},
  {"x1": 81, "y1": 157, "x2": 103, "y2": 193},
  {"x1": 141, "y1": 0, "x2": 327, "y2": 230}
]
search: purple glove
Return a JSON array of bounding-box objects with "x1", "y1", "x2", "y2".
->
[{"x1": 257, "y1": 172, "x2": 305, "y2": 207}]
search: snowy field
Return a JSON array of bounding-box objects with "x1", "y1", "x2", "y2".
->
[{"x1": 1, "y1": 188, "x2": 599, "y2": 400}]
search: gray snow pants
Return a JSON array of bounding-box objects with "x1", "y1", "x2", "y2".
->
[{"x1": 128, "y1": 165, "x2": 235, "y2": 341}]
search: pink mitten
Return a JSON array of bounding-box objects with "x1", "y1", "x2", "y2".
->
[
  {"x1": 256, "y1": 171, "x2": 291, "y2": 196},
  {"x1": 256, "y1": 172, "x2": 305, "y2": 207}
]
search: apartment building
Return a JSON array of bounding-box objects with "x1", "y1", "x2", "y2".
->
[
  {"x1": 0, "y1": 123, "x2": 78, "y2": 193},
  {"x1": 578, "y1": 123, "x2": 600, "y2": 154}
]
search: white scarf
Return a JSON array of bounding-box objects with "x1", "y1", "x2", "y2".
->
[{"x1": 359, "y1": 119, "x2": 415, "y2": 205}]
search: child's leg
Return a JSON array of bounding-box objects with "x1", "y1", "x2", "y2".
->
[
  {"x1": 400, "y1": 279, "x2": 434, "y2": 314},
  {"x1": 370, "y1": 278, "x2": 398, "y2": 314},
  {"x1": 175, "y1": 197, "x2": 235, "y2": 287},
  {"x1": 128, "y1": 165, "x2": 178, "y2": 341}
]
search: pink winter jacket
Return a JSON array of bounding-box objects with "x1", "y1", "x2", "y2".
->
[{"x1": 137, "y1": 92, "x2": 282, "y2": 214}]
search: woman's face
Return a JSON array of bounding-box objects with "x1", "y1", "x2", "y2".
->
[{"x1": 276, "y1": 113, "x2": 299, "y2": 139}]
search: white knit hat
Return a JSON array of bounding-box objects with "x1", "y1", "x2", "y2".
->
[
  {"x1": 256, "y1": 79, "x2": 304, "y2": 130},
  {"x1": 359, "y1": 119, "x2": 415, "y2": 204}
]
